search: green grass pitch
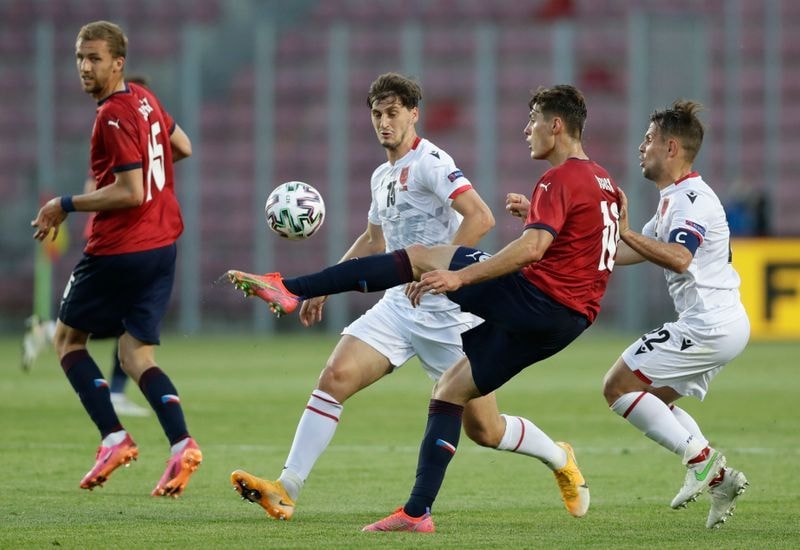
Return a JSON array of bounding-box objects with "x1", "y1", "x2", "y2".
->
[{"x1": 1, "y1": 332, "x2": 798, "y2": 548}]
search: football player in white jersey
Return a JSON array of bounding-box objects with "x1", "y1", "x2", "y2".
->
[
  {"x1": 230, "y1": 73, "x2": 590, "y2": 521},
  {"x1": 603, "y1": 100, "x2": 750, "y2": 528}
]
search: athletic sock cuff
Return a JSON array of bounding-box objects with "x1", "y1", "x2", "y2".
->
[
  {"x1": 60, "y1": 349, "x2": 90, "y2": 372},
  {"x1": 428, "y1": 399, "x2": 464, "y2": 417}
]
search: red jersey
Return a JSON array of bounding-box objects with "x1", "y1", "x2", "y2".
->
[
  {"x1": 521, "y1": 158, "x2": 620, "y2": 322},
  {"x1": 85, "y1": 82, "x2": 183, "y2": 255}
]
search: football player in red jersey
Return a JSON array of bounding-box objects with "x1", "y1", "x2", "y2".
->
[
  {"x1": 31, "y1": 21, "x2": 201, "y2": 497},
  {"x1": 227, "y1": 84, "x2": 622, "y2": 530}
]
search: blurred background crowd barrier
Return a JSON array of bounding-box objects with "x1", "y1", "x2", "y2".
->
[{"x1": 1, "y1": 0, "x2": 797, "y2": 339}]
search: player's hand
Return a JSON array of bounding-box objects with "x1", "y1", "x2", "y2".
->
[
  {"x1": 299, "y1": 295, "x2": 327, "y2": 327},
  {"x1": 404, "y1": 282, "x2": 425, "y2": 307},
  {"x1": 505, "y1": 193, "x2": 529, "y2": 218},
  {"x1": 407, "y1": 270, "x2": 462, "y2": 307},
  {"x1": 617, "y1": 188, "x2": 630, "y2": 236},
  {"x1": 31, "y1": 198, "x2": 68, "y2": 242}
]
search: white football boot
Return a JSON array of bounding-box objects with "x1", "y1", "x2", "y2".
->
[{"x1": 706, "y1": 467, "x2": 748, "y2": 528}]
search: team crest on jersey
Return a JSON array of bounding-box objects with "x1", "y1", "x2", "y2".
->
[
  {"x1": 447, "y1": 170, "x2": 463, "y2": 183},
  {"x1": 399, "y1": 166, "x2": 409, "y2": 190}
]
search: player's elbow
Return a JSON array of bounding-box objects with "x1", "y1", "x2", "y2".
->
[
  {"x1": 481, "y1": 208, "x2": 496, "y2": 233},
  {"x1": 473, "y1": 207, "x2": 495, "y2": 239},
  {"x1": 669, "y1": 250, "x2": 694, "y2": 274},
  {"x1": 125, "y1": 187, "x2": 145, "y2": 207},
  {"x1": 128, "y1": 194, "x2": 144, "y2": 207},
  {"x1": 522, "y1": 242, "x2": 545, "y2": 264},
  {"x1": 178, "y1": 140, "x2": 192, "y2": 159},
  {"x1": 672, "y1": 262, "x2": 691, "y2": 274}
]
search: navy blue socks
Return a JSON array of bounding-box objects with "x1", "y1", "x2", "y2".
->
[
  {"x1": 282, "y1": 249, "x2": 413, "y2": 297},
  {"x1": 61, "y1": 349, "x2": 122, "y2": 437},
  {"x1": 404, "y1": 399, "x2": 464, "y2": 517}
]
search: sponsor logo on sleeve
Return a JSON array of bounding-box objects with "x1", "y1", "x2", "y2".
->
[
  {"x1": 685, "y1": 220, "x2": 706, "y2": 236},
  {"x1": 447, "y1": 170, "x2": 463, "y2": 183}
]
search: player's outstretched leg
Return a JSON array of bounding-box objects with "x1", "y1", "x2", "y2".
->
[
  {"x1": 79, "y1": 432, "x2": 139, "y2": 490},
  {"x1": 151, "y1": 437, "x2": 203, "y2": 498},
  {"x1": 226, "y1": 271, "x2": 300, "y2": 317},
  {"x1": 671, "y1": 444, "x2": 726, "y2": 509},
  {"x1": 231, "y1": 470, "x2": 296, "y2": 520},
  {"x1": 552, "y1": 442, "x2": 590, "y2": 517},
  {"x1": 706, "y1": 467, "x2": 748, "y2": 528},
  {"x1": 362, "y1": 507, "x2": 435, "y2": 533}
]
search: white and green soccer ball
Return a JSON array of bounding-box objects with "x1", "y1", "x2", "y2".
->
[{"x1": 265, "y1": 181, "x2": 326, "y2": 240}]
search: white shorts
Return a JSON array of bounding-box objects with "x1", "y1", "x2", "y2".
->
[
  {"x1": 621, "y1": 312, "x2": 750, "y2": 400},
  {"x1": 342, "y1": 297, "x2": 481, "y2": 381}
]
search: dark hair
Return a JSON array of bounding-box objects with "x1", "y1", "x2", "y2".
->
[
  {"x1": 366, "y1": 72, "x2": 422, "y2": 109},
  {"x1": 528, "y1": 84, "x2": 587, "y2": 139},
  {"x1": 650, "y1": 100, "x2": 705, "y2": 162},
  {"x1": 76, "y1": 20, "x2": 127, "y2": 59}
]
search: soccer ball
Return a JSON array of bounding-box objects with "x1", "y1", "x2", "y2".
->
[{"x1": 264, "y1": 181, "x2": 326, "y2": 240}]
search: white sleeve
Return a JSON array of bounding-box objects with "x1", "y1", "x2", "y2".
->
[{"x1": 418, "y1": 150, "x2": 472, "y2": 205}]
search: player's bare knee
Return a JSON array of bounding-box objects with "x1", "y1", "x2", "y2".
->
[
  {"x1": 317, "y1": 361, "x2": 358, "y2": 402},
  {"x1": 53, "y1": 324, "x2": 86, "y2": 359},
  {"x1": 464, "y1": 422, "x2": 501, "y2": 448},
  {"x1": 405, "y1": 243, "x2": 431, "y2": 278},
  {"x1": 602, "y1": 377, "x2": 623, "y2": 406}
]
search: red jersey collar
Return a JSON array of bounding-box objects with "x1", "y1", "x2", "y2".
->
[
  {"x1": 412, "y1": 136, "x2": 421, "y2": 150},
  {"x1": 673, "y1": 171, "x2": 699, "y2": 186}
]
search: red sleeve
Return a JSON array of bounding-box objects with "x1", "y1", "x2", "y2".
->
[
  {"x1": 98, "y1": 105, "x2": 143, "y2": 173},
  {"x1": 524, "y1": 170, "x2": 570, "y2": 237}
]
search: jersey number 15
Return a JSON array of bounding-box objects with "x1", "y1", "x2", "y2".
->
[{"x1": 146, "y1": 121, "x2": 166, "y2": 202}]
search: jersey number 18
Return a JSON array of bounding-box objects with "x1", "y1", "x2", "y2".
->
[{"x1": 598, "y1": 200, "x2": 620, "y2": 271}]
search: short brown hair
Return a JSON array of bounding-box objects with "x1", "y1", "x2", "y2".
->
[
  {"x1": 366, "y1": 72, "x2": 422, "y2": 109},
  {"x1": 650, "y1": 100, "x2": 705, "y2": 162},
  {"x1": 77, "y1": 20, "x2": 127, "y2": 59},
  {"x1": 528, "y1": 84, "x2": 587, "y2": 139}
]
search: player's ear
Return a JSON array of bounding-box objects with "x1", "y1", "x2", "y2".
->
[
  {"x1": 410, "y1": 106, "x2": 419, "y2": 124},
  {"x1": 667, "y1": 137, "x2": 680, "y2": 159},
  {"x1": 114, "y1": 56, "x2": 125, "y2": 74},
  {"x1": 550, "y1": 115, "x2": 562, "y2": 135}
]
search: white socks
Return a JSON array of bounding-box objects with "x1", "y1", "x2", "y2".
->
[
  {"x1": 669, "y1": 404, "x2": 706, "y2": 440},
  {"x1": 101, "y1": 429, "x2": 127, "y2": 447},
  {"x1": 170, "y1": 436, "x2": 190, "y2": 456},
  {"x1": 496, "y1": 414, "x2": 567, "y2": 470},
  {"x1": 280, "y1": 389, "x2": 343, "y2": 501},
  {"x1": 611, "y1": 391, "x2": 708, "y2": 456}
]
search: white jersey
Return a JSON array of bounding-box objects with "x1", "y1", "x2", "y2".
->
[
  {"x1": 368, "y1": 137, "x2": 473, "y2": 313},
  {"x1": 641, "y1": 172, "x2": 746, "y2": 325}
]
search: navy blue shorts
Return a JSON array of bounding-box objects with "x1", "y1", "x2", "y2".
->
[
  {"x1": 446, "y1": 246, "x2": 590, "y2": 395},
  {"x1": 58, "y1": 244, "x2": 176, "y2": 345}
]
